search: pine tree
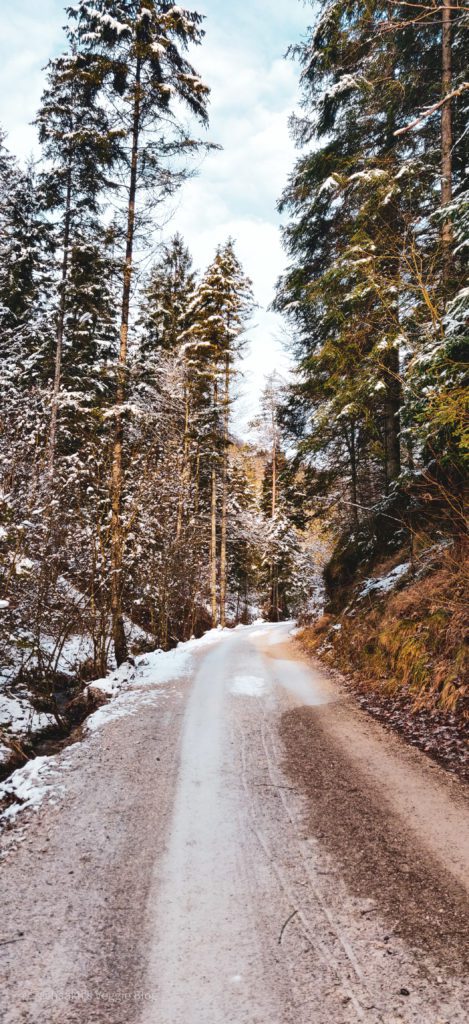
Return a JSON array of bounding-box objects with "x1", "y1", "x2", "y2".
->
[
  {"x1": 184, "y1": 240, "x2": 254, "y2": 626},
  {"x1": 68, "y1": 0, "x2": 212, "y2": 663},
  {"x1": 36, "y1": 45, "x2": 119, "y2": 477},
  {"x1": 139, "y1": 233, "x2": 197, "y2": 356},
  {"x1": 276, "y1": 0, "x2": 467, "y2": 548},
  {"x1": 0, "y1": 137, "x2": 54, "y2": 623},
  {"x1": 0, "y1": 136, "x2": 52, "y2": 384},
  {"x1": 226, "y1": 452, "x2": 263, "y2": 623}
]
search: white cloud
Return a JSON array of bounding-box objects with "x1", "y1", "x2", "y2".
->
[
  {"x1": 171, "y1": 20, "x2": 307, "y2": 417},
  {"x1": 0, "y1": 1, "x2": 64, "y2": 158}
]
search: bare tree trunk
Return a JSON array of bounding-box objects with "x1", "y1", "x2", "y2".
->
[
  {"x1": 344, "y1": 423, "x2": 360, "y2": 527},
  {"x1": 271, "y1": 411, "x2": 277, "y2": 518},
  {"x1": 383, "y1": 344, "x2": 401, "y2": 491},
  {"x1": 48, "y1": 165, "x2": 72, "y2": 478},
  {"x1": 272, "y1": 569, "x2": 279, "y2": 623},
  {"x1": 210, "y1": 377, "x2": 219, "y2": 628},
  {"x1": 110, "y1": 56, "x2": 141, "y2": 666},
  {"x1": 176, "y1": 383, "x2": 190, "y2": 541},
  {"x1": 219, "y1": 355, "x2": 229, "y2": 627},
  {"x1": 270, "y1": 399, "x2": 277, "y2": 617},
  {"x1": 441, "y1": 0, "x2": 453, "y2": 289},
  {"x1": 210, "y1": 463, "x2": 218, "y2": 627},
  {"x1": 194, "y1": 448, "x2": 200, "y2": 516}
]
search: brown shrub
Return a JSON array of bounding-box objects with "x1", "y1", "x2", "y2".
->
[{"x1": 301, "y1": 542, "x2": 468, "y2": 718}]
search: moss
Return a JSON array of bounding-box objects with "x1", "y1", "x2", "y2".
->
[{"x1": 301, "y1": 543, "x2": 468, "y2": 719}]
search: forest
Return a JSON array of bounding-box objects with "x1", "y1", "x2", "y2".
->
[{"x1": 0, "y1": 0, "x2": 467, "y2": 766}]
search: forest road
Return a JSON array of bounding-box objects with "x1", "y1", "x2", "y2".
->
[{"x1": 0, "y1": 621, "x2": 468, "y2": 1024}]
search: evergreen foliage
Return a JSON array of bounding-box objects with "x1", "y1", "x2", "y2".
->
[{"x1": 275, "y1": 0, "x2": 468, "y2": 586}]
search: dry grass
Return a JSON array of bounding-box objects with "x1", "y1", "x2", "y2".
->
[{"x1": 301, "y1": 542, "x2": 468, "y2": 719}]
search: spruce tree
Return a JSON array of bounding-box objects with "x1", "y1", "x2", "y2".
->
[
  {"x1": 36, "y1": 46, "x2": 118, "y2": 476},
  {"x1": 276, "y1": 0, "x2": 467, "y2": 546},
  {"x1": 138, "y1": 233, "x2": 197, "y2": 356},
  {"x1": 0, "y1": 136, "x2": 52, "y2": 384},
  {"x1": 68, "y1": 0, "x2": 211, "y2": 663},
  {"x1": 185, "y1": 240, "x2": 254, "y2": 626}
]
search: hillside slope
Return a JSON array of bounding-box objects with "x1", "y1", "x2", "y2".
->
[{"x1": 299, "y1": 540, "x2": 468, "y2": 779}]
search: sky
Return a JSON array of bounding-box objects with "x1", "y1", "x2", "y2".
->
[{"x1": 0, "y1": 0, "x2": 312, "y2": 422}]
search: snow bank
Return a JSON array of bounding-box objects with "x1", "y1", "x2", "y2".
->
[
  {"x1": 88, "y1": 627, "x2": 224, "y2": 704},
  {"x1": 358, "y1": 561, "x2": 411, "y2": 599},
  {"x1": 0, "y1": 693, "x2": 54, "y2": 736},
  {"x1": 0, "y1": 756, "x2": 60, "y2": 823},
  {"x1": 86, "y1": 690, "x2": 162, "y2": 733}
]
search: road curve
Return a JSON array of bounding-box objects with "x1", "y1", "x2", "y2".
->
[{"x1": 0, "y1": 622, "x2": 468, "y2": 1024}]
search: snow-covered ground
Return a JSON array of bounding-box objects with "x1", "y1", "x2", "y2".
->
[
  {"x1": 0, "y1": 693, "x2": 55, "y2": 761},
  {"x1": 0, "y1": 622, "x2": 305, "y2": 826},
  {"x1": 0, "y1": 687, "x2": 57, "y2": 769},
  {"x1": 0, "y1": 626, "x2": 227, "y2": 824},
  {"x1": 0, "y1": 756, "x2": 62, "y2": 824},
  {"x1": 0, "y1": 584, "x2": 158, "y2": 766},
  {"x1": 358, "y1": 561, "x2": 411, "y2": 599}
]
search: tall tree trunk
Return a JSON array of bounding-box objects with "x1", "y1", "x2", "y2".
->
[
  {"x1": 210, "y1": 463, "x2": 218, "y2": 628},
  {"x1": 383, "y1": 344, "x2": 401, "y2": 492},
  {"x1": 48, "y1": 164, "x2": 72, "y2": 478},
  {"x1": 270, "y1": 399, "x2": 278, "y2": 617},
  {"x1": 110, "y1": 56, "x2": 141, "y2": 666},
  {"x1": 344, "y1": 423, "x2": 359, "y2": 527},
  {"x1": 210, "y1": 378, "x2": 219, "y2": 628},
  {"x1": 271, "y1": 415, "x2": 277, "y2": 518},
  {"x1": 219, "y1": 355, "x2": 229, "y2": 627},
  {"x1": 176, "y1": 382, "x2": 190, "y2": 541},
  {"x1": 441, "y1": 0, "x2": 453, "y2": 290},
  {"x1": 272, "y1": 569, "x2": 279, "y2": 623},
  {"x1": 380, "y1": 91, "x2": 402, "y2": 492}
]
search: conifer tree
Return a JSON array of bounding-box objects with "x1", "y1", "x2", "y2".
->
[
  {"x1": 137, "y1": 234, "x2": 198, "y2": 543},
  {"x1": 276, "y1": 0, "x2": 467, "y2": 547},
  {"x1": 185, "y1": 240, "x2": 253, "y2": 626},
  {"x1": 36, "y1": 45, "x2": 118, "y2": 477},
  {"x1": 0, "y1": 136, "x2": 51, "y2": 383},
  {"x1": 139, "y1": 233, "x2": 197, "y2": 355},
  {"x1": 68, "y1": 0, "x2": 211, "y2": 663}
]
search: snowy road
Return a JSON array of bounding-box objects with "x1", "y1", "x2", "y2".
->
[{"x1": 0, "y1": 622, "x2": 468, "y2": 1024}]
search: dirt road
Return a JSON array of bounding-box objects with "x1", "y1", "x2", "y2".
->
[{"x1": 1, "y1": 622, "x2": 468, "y2": 1023}]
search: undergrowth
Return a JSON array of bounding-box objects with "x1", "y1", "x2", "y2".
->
[{"x1": 301, "y1": 541, "x2": 468, "y2": 718}]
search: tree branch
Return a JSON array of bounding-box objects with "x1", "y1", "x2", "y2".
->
[{"x1": 394, "y1": 83, "x2": 469, "y2": 136}]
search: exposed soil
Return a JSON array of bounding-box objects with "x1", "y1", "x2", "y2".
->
[
  {"x1": 280, "y1": 701, "x2": 469, "y2": 970},
  {"x1": 351, "y1": 686, "x2": 468, "y2": 782}
]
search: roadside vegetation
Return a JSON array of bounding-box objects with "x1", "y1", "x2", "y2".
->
[
  {"x1": 0, "y1": 0, "x2": 467, "y2": 776},
  {"x1": 275, "y1": 0, "x2": 468, "y2": 748}
]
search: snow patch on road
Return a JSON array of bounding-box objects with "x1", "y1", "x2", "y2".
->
[
  {"x1": 273, "y1": 659, "x2": 333, "y2": 707},
  {"x1": 86, "y1": 691, "x2": 162, "y2": 733},
  {"x1": 231, "y1": 674, "x2": 266, "y2": 698},
  {"x1": 247, "y1": 621, "x2": 295, "y2": 645}
]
